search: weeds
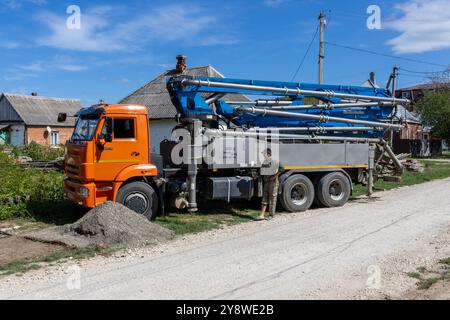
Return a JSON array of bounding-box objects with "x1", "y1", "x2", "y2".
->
[
  {"x1": 11, "y1": 141, "x2": 64, "y2": 161},
  {"x1": 407, "y1": 258, "x2": 450, "y2": 291},
  {"x1": 0, "y1": 246, "x2": 117, "y2": 276}
]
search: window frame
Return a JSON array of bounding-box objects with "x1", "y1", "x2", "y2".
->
[
  {"x1": 50, "y1": 131, "x2": 60, "y2": 146},
  {"x1": 100, "y1": 117, "x2": 136, "y2": 141}
]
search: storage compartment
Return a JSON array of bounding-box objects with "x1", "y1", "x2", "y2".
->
[
  {"x1": 160, "y1": 139, "x2": 178, "y2": 168},
  {"x1": 203, "y1": 177, "x2": 254, "y2": 201},
  {"x1": 150, "y1": 153, "x2": 163, "y2": 177}
]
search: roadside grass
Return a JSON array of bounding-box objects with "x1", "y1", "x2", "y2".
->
[
  {"x1": 435, "y1": 151, "x2": 450, "y2": 159},
  {"x1": 352, "y1": 160, "x2": 450, "y2": 197},
  {"x1": 406, "y1": 272, "x2": 421, "y2": 279},
  {"x1": 417, "y1": 277, "x2": 441, "y2": 290},
  {"x1": 155, "y1": 200, "x2": 261, "y2": 235},
  {"x1": 0, "y1": 246, "x2": 117, "y2": 277},
  {"x1": 406, "y1": 257, "x2": 450, "y2": 290}
]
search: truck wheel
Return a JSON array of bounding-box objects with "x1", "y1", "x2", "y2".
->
[
  {"x1": 280, "y1": 174, "x2": 314, "y2": 212},
  {"x1": 116, "y1": 181, "x2": 159, "y2": 220},
  {"x1": 316, "y1": 172, "x2": 351, "y2": 208}
]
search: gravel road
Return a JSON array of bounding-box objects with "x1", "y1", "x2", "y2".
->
[{"x1": 1, "y1": 178, "x2": 449, "y2": 300}]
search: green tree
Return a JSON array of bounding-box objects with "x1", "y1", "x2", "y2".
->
[{"x1": 416, "y1": 90, "x2": 450, "y2": 140}]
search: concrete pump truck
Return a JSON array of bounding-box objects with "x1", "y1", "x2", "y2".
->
[{"x1": 59, "y1": 69, "x2": 408, "y2": 220}]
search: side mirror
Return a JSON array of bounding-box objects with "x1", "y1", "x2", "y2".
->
[
  {"x1": 57, "y1": 113, "x2": 67, "y2": 122},
  {"x1": 104, "y1": 117, "x2": 113, "y2": 143},
  {"x1": 104, "y1": 133, "x2": 113, "y2": 143}
]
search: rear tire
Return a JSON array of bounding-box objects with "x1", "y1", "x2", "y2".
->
[
  {"x1": 316, "y1": 172, "x2": 351, "y2": 208},
  {"x1": 116, "y1": 181, "x2": 159, "y2": 220},
  {"x1": 280, "y1": 174, "x2": 315, "y2": 212}
]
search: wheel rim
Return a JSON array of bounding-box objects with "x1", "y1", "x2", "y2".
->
[
  {"x1": 291, "y1": 183, "x2": 308, "y2": 206},
  {"x1": 328, "y1": 179, "x2": 344, "y2": 201},
  {"x1": 124, "y1": 192, "x2": 149, "y2": 214}
]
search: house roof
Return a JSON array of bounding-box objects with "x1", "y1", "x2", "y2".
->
[
  {"x1": 0, "y1": 93, "x2": 82, "y2": 126},
  {"x1": 397, "y1": 83, "x2": 450, "y2": 91},
  {"x1": 119, "y1": 65, "x2": 251, "y2": 119},
  {"x1": 392, "y1": 105, "x2": 422, "y2": 124}
]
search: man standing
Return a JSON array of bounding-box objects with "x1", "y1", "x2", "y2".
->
[{"x1": 257, "y1": 148, "x2": 283, "y2": 221}]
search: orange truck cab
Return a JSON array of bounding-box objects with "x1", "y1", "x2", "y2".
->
[{"x1": 63, "y1": 104, "x2": 160, "y2": 220}]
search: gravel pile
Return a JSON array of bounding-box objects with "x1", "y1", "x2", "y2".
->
[{"x1": 24, "y1": 202, "x2": 174, "y2": 248}]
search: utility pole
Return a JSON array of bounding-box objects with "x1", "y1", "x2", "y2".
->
[
  {"x1": 318, "y1": 11, "x2": 326, "y2": 84},
  {"x1": 389, "y1": 66, "x2": 399, "y2": 147},
  {"x1": 391, "y1": 66, "x2": 398, "y2": 97}
]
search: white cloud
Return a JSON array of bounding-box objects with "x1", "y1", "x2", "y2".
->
[
  {"x1": 57, "y1": 64, "x2": 87, "y2": 72},
  {"x1": 264, "y1": 0, "x2": 285, "y2": 7},
  {"x1": 36, "y1": 4, "x2": 238, "y2": 52},
  {"x1": 117, "y1": 78, "x2": 130, "y2": 84},
  {"x1": 386, "y1": 0, "x2": 450, "y2": 54},
  {"x1": 2, "y1": 0, "x2": 46, "y2": 10},
  {"x1": 8, "y1": 56, "x2": 87, "y2": 80},
  {"x1": 0, "y1": 41, "x2": 20, "y2": 49},
  {"x1": 36, "y1": 8, "x2": 126, "y2": 51},
  {"x1": 122, "y1": 5, "x2": 216, "y2": 42},
  {"x1": 200, "y1": 35, "x2": 239, "y2": 46},
  {"x1": 19, "y1": 62, "x2": 44, "y2": 72},
  {"x1": 4, "y1": 72, "x2": 38, "y2": 81}
]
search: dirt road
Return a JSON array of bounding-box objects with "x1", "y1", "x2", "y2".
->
[{"x1": 1, "y1": 178, "x2": 449, "y2": 300}]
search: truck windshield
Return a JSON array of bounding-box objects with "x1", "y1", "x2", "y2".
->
[{"x1": 72, "y1": 118, "x2": 99, "y2": 141}]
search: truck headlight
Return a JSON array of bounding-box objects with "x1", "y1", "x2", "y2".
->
[{"x1": 78, "y1": 187, "x2": 89, "y2": 198}]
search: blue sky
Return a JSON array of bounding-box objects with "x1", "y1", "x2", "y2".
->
[{"x1": 0, "y1": 0, "x2": 449, "y2": 106}]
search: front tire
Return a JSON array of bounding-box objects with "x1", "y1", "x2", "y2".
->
[
  {"x1": 116, "y1": 181, "x2": 159, "y2": 220},
  {"x1": 280, "y1": 174, "x2": 315, "y2": 212}
]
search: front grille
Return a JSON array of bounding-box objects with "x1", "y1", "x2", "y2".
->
[{"x1": 66, "y1": 163, "x2": 79, "y2": 176}]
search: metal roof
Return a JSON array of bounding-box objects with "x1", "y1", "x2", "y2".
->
[
  {"x1": 0, "y1": 93, "x2": 82, "y2": 126},
  {"x1": 397, "y1": 83, "x2": 450, "y2": 91},
  {"x1": 392, "y1": 105, "x2": 422, "y2": 124},
  {"x1": 119, "y1": 66, "x2": 250, "y2": 119}
]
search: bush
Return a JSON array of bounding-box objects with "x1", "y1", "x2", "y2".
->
[
  {"x1": 0, "y1": 153, "x2": 66, "y2": 220},
  {"x1": 417, "y1": 90, "x2": 450, "y2": 140},
  {"x1": 12, "y1": 141, "x2": 64, "y2": 161}
]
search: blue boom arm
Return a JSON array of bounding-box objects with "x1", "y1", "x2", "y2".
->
[{"x1": 167, "y1": 75, "x2": 406, "y2": 138}]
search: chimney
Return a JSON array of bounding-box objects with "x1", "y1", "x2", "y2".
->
[
  {"x1": 31, "y1": 92, "x2": 38, "y2": 96},
  {"x1": 176, "y1": 54, "x2": 187, "y2": 73}
]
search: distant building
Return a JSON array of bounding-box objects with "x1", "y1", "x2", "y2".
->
[
  {"x1": 395, "y1": 83, "x2": 450, "y2": 106},
  {"x1": 0, "y1": 93, "x2": 82, "y2": 146},
  {"x1": 394, "y1": 83, "x2": 448, "y2": 155},
  {"x1": 391, "y1": 105, "x2": 424, "y2": 156},
  {"x1": 120, "y1": 55, "x2": 249, "y2": 154}
]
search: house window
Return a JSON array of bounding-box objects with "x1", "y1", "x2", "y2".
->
[
  {"x1": 50, "y1": 131, "x2": 59, "y2": 145},
  {"x1": 113, "y1": 119, "x2": 135, "y2": 139},
  {"x1": 402, "y1": 91, "x2": 411, "y2": 99}
]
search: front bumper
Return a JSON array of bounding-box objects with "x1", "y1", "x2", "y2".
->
[{"x1": 64, "y1": 178, "x2": 97, "y2": 208}]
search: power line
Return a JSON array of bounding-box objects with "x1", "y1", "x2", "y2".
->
[
  {"x1": 325, "y1": 41, "x2": 448, "y2": 68},
  {"x1": 397, "y1": 73, "x2": 428, "y2": 79},
  {"x1": 399, "y1": 67, "x2": 449, "y2": 74},
  {"x1": 290, "y1": 26, "x2": 319, "y2": 81}
]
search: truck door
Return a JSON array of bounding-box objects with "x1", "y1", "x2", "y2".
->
[{"x1": 94, "y1": 116, "x2": 144, "y2": 181}]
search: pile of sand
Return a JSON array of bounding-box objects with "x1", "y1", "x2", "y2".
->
[{"x1": 24, "y1": 202, "x2": 174, "y2": 248}]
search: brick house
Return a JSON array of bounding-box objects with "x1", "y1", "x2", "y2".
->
[
  {"x1": 391, "y1": 105, "x2": 425, "y2": 156},
  {"x1": 395, "y1": 83, "x2": 450, "y2": 110},
  {"x1": 394, "y1": 83, "x2": 448, "y2": 155},
  {"x1": 0, "y1": 93, "x2": 82, "y2": 146}
]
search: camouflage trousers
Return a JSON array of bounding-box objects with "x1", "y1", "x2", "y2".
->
[{"x1": 262, "y1": 176, "x2": 279, "y2": 216}]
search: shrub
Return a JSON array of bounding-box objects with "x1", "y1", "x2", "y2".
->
[
  {"x1": 0, "y1": 152, "x2": 66, "y2": 220},
  {"x1": 12, "y1": 141, "x2": 64, "y2": 161}
]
